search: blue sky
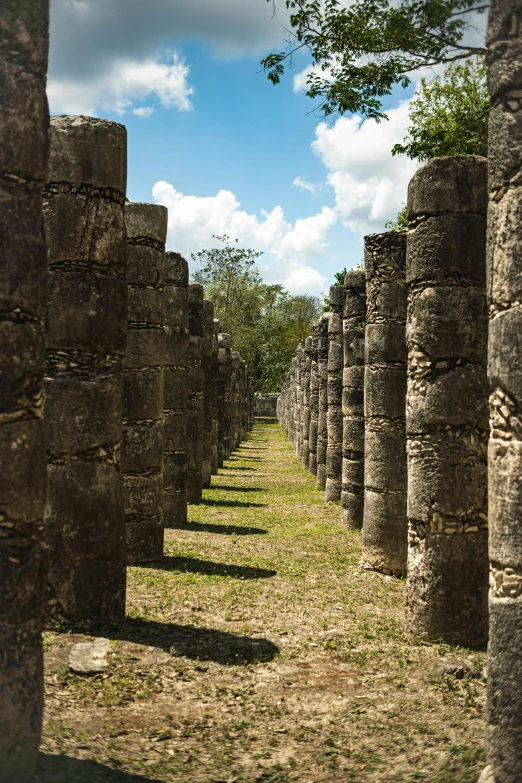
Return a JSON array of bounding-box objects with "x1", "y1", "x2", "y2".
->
[{"x1": 48, "y1": 0, "x2": 420, "y2": 296}]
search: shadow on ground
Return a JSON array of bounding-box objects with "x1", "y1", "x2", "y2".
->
[
  {"x1": 36, "y1": 755, "x2": 162, "y2": 783},
  {"x1": 141, "y1": 556, "x2": 276, "y2": 579},
  {"x1": 207, "y1": 485, "x2": 267, "y2": 493},
  {"x1": 201, "y1": 498, "x2": 266, "y2": 508},
  {"x1": 171, "y1": 520, "x2": 267, "y2": 536},
  {"x1": 92, "y1": 617, "x2": 279, "y2": 664},
  {"x1": 218, "y1": 465, "x2": 257, "y2": 471}
]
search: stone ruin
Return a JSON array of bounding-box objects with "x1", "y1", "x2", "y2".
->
[
  {"x1": 4, "y1": 1, "x2": 522, "y2": 780},
  {"x1": 277, "y1": 3, "x2": 522, "y2": 774},
  {"x1": 254, "y1": 393, "x2": 279, "y2": 419},
  {"x1": 0, "y1": 6, "x2": 255, "y2": 776}
]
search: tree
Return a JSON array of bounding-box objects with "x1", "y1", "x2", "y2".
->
[
  {"x1": 192, "y1": 235, "x2": 263, "y2": 335},
  {"x1": 392, "y1": 58, "x2": 488, "y2": 160},
  {"x1": 385, "y1": 204, "x2": 408, "y2": 231},
  {"x1": 261, "y1": 0, "x2": 487, "y2": 121},
  {"x1": 191, "y1": 236, "x2": 321, "y2": 392}
]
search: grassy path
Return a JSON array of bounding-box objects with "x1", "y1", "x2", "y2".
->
[{"x1": 39, "y1": 423, "x2": 486, "y2": 782}]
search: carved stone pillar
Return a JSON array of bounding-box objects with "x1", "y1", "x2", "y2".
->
[
  {"x1": 163, "y1": 252, "x2": 188, "y2": 527},
  {"x1": 361, "y1": 232, "x2": 408, "y2": 574},
  {"x1": 0, "y1": 4, "x2": 49, "y2": 776},
  {"x1": 341, "y1": 270, "x2": 366, "y2": 529},
  {"x1": 44, "y1": 116, "x2": 127, "y2": 620}
]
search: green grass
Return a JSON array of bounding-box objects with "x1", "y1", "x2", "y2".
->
[{"x1": 39, "y1": 423, "x2": 486, "y2": 783}]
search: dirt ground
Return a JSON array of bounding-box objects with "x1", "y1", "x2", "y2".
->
[{"x1": 37, "y1": 423, "x2": 486, "y2": 783}]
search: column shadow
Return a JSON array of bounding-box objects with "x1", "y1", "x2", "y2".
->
[
  {"x1": 207, "y1": 485, "x2": 266, "y2": 493},
  {"x1": 96, "y1": 617, "x2": 279, "y2": 665},
  {"x1": 219, "y1": 465, "x2": 256, "y2": 471},
  {"x1": 174, "y1": 520, "x2": 267, "y2": 535},
  {"x1": 201, "y1": 498, "x2": 266, "y2": 508},
  {"x1": 36, "y1": 754, "x2": 162, "y2": 782},
  {"x1": 141, "y1": 555, "x2": 276, "y2": 580}
]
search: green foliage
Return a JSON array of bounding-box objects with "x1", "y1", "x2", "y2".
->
[
  {"x1": 333, "y1": 268, "x2": 348, "y2": 286},
  {"x1": 191, "y1": 235, "x2": 321, "y2": 393},
  {"x1": 261, "y1": 0, "x2": 487, "y2": 120},
  {"x1": 392, "y1": 58, "x2": 488, "y2": 160},
  {"x1": 385, "y1": 204, "x2": 408, "y2": 231}
]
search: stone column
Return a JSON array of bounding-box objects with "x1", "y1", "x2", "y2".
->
[
  {"x1": 163, "y1": 252, "x2": 188, "y2": 528},
  {"x1": 341, "y1": 270, "x2": 367, "y2": 529},
  {"x1": 404, "y1": 157, "x2": 488, "y2": 646},
  {"x1": 201, "y1": 299, "x2": 214, "y2": 487},
  {"x1": 187, "y1": 284, "x2": 204, "y2": 503},
  {"x1": 302, "y1": 337, "x2": 312, "y2": 469},
  {"x1": 289, "y1": 357, "x2": 296, "y2": 448},
  {"x1": 316, "y1": 314, "x2": 330, "y2": 489},
  {"x1": 308, "y1": 327, "x2": 320, "y2": 476},
  {"x1": 0, "y1": 4, "x2": 49, "y2": 777},
  {"x1": 239, "y1": 360, "x2": 248, "y2": 443},
  {"x1": 231, "y1": 352, "x2": 241, "y2": 450},
  {"x1": 218, "y1": 333, "x2": 232, "y2": 460},
  {"x1": 123, "y1": 203, "x2": 166, "y2": 563},
  {"x1": 212, "y1": 318, "x2": 220, "y2": 474},
  {"x1": 326, "y1": 287, "x2": 344, "y2": 502},
  {"x1": 486, "y1": 7, "x2": 522, "y2": 776},
  {"x1": 361, "y1": 232, "x2": 408, "y2": 575},
  {"x1": 44, "y1": 116, "x2": 127, "y2": 621}
]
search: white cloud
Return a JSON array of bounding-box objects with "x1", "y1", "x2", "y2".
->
[
  {"x1": 48, "y1": 53, "x2": 193, "y2": 116},
  {"x1": 50, "y1": 0, "x2": 290, "y2": 81},
  {"x1": 293, "y1": 176, "x2": 316, "y2": 194},
  {"x1": 262, "y1": 260, "x2": 327, "y2": 296},
  {"x1": 132, "y1": 106, "x2": 155, "y2": 118},
  {"x1": 151, "y1": 180, "x2": 335, "y2": 296},
  {"x1": 312, "y1": 101, "x2": 419, "y2": 235}
]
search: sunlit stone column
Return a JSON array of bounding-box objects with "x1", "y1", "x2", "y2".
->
[
  {"x1": 231, "y1": 351, "x2": 241, "y2": 450},
  {"x1": 316, "y1": 314, "x2": 330, "y2": 489},
  {"x1": 44, "y1": 116, "x2": 127, "y2": 620},
  {"x1": 123, "y1": 203, "x2": 166, "y2": 563},
  {"x1": 201, "y1": 299, "x2": 214, "y2": 487},
  {"x1": 0, "y1": 4, "x2": 49, "y2": 777},
  {"x1": 341, "y1": 270, "x2": 367, "y2": 529},
  {"x1": 326, "y1": 286, "x2": 344, "y2": 502},
  {"x1": 309, "y1": 325, "x2": 320, "y2": 476},
  {"x1": 212, "y1": 318, "x2": 220, "y2": 474},
  {"x1": 163, "y1": 252, "x2": 188, "y2": 528},
  {"x1": 361, "y1": 231, "x2": 408, "y2": 574},
  {"x1": 405, "y1": 156, "x2": 488, "y2": 645},
  {"x1": 290, "y1": 356, "x2": 297, "y2": 452},
  {"x1": 187, "y1": 284, "x2": 204, "y2": 503},
  {"x1": 485, "y1": 17, "x2": 522, "y2": 776},
  {"x1": 218, "y1": 332, "x2": 232, "y2": 460},
  {"x1": 302, "y1": 337, "x2": 312, "y2": 469}
]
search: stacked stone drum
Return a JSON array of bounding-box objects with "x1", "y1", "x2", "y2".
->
[
  {"x1": 44, "y1": 116, "x2": 127, "y2": 620},
  {"x1": 123, "y1": 203, "x2": 167, "y2": 563},
  {"x1": 404, "y1": 157, "x2": 489, "y2": 647},
  {"x1": 187, "y1": 285, "x2": 204, "y2": 503},
  {"x1": 163, "y1": 252, "x2": 189, "y2": 527},
  {"x1": 0, "y1": 3, "x2": 49, "y2": 777},
  {"x1": 341, "y1": 270, "x2": 367, "y2": 529},
  {"x1": 486, "y1": 4, "x2": 522, "y2": 776},
  {"x1": 361, "y1": 232, "x2": 408, "y2": 575},
  {"x1": 316, "y1": 314, "x2": 330, "y2": 489}
]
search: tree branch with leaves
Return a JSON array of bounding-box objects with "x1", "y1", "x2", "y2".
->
[{"x1": 261, "y1": 0, "x2": 488, "y2": 120}]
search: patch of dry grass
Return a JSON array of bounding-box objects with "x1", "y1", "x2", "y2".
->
[{"x1": 38, "y1": 424, "x2": 486, "y2": 783}]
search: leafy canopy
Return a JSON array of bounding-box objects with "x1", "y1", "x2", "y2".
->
[
  {"x1": 192, "y1": 235, "x2": 321, "y2": 393},
  {"x1": 261, "y1": 0, "x2": 487, "y2": 120},
  {"x1": 392, "y1": 57, "x2": 488, "y2": 160}
]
